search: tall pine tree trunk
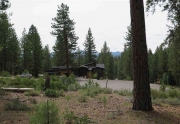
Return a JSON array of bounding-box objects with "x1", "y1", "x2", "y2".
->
[{"x1": 130, "y1": 0, "x2": 153, "y2": 111}]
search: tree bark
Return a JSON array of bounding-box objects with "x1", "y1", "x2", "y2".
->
[{"x1": 130, "y1": 0, "x2": 153, "y2": 111}]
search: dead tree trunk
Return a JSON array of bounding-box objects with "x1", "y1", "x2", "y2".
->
[{"x1": 130, "y1": 0, "x2": 153, "y2": 111}]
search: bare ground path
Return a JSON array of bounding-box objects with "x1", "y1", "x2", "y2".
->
[{"x1": 77, "y1": 78, "x2": 160, "y2": 90}]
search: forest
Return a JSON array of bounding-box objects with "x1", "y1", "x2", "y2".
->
[
  {"x1": 1, "y1": 0, "x2": 180, "y2": 123},
  {"x1": 0, "y1": 0, "x2": 180, "y2": 87}
]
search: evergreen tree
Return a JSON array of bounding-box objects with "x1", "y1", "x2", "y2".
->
[
  {"x1": 51, "y1": 3, "x2": 78, "y2": 76},
  {"x1": 0, "y1": 1, "x2": 18, "y2": 73},
  {"x1": 21, "y1": 28, "x2": 33, "y2": 73},
  {"x1": 6, "y1": 28, "x2": 20, "y2": 74},
  {"x1": 148, "y1": 49, "x2": 157, "y2": 83},
  {"x1": 83, "y1": 28, "x2": 96, "y2": 63},
  {"x1": 0, "y1": 0, "x2": 10, "y2": 10},
  {"x1": 116, "y1": 26, "x2": 133, "y2": 80},
  {"x1": 130, "y1": 0, "x2": 152, "y2": 111},
  {"x1": 27, "y1": 25, "x2": 42, "y2": 77},
  {"x1": 42, "y1": 45, "x2": 51, "y2": 72},
  {"x1": 52, "y1": 35, "x2": 66, "y2": 66},
  {"x1": 107, "y1": 54, "x2": 114, "y2": 79},
  {"x1": 75, "y1": 46, "x2": 84, "y2": 66},
  {"x1": 98, "y1": 41, "x2": 110, "y2": 77}
]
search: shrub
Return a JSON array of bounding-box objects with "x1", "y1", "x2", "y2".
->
[
  {"x1": 59, "y1": 89, "x2": 65, "y2": 97},
  {"x1": 68, "y1": 82, "x2": 81, "y2": 91},
  {"x1": 30, "y1": 100, "x2": 60, "y2": 124},
  {"x1": 45, "y1": 89, "x2": 59, "y2": 98},
  {"x1": 93, "y1": 73, "x2": 98, "y2": 79},
  {"x1": 63, "y1": 109, "x2": 75, "y2": 122},
  {"x1": 24, "y1": 90, "x2": 40, "y2": 96},
  {"x1": 78, "y1": 94, "x2": 88, "y2": 102},
  {"x1": 151, "y1": 89, "x2": 160, "y2": 100},
  {"x1": 0, "y1": 71, "x2": 10, "y2": 77},
  {"x1": 63, "y1": 109, "x2": 92, "y2": 123},
  {"x1": 103, "y1": 88, "x2": 113, "y2": 94},
  {"x1": 0, "y1": 88, "x2": 5, "y2": 95},
  {"x1": 118, "y1": 89, "x2": 132, "y2": 96},
  {"x1": 23, "y1": 69, "x2": 29, "y2": 74},
  {"x1": 67, "y1": 73, "x2": 76, "y2": 84},
  {"x1": 168, "y1": 89, "x2": 178, "y2": 98},
  {"x1": 159, "y1": 83, "x2": 166, "y2": 92},
  {"x1": 30, "y1": 98, "x2": 37, "y2": 104},
  {"x1": 124, "y1": 75, "x2": 131, "y2": 81},
  {"x1": 158, "y1": 91, "x2": 168, "y2": 99},
  {"x1": 0, "y1": 78, "x2": 7, "y2": 85},
  {"x1": 98, "y1": 96, "x2": 107, "y2": 105},
  {"x1": 4, "y1": 98, "x2": 29, "y2": 111}
]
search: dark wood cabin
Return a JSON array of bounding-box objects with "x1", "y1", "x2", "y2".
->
[
  {"x1": 78, "y1": 61, "x2": 105, "y2": 79},
  {"x1": 46, "y1": 66, "x2": 74, "y2": 76}
]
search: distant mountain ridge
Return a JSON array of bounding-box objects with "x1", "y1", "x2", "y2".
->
[
  {"x1": 51, "y1": 51, "x2": 121, "y2": 57},
  {"x1": 111, "y1": 51, "x2": 121, "y2": 57}
]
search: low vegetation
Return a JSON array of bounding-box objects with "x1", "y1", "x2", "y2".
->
[
  {"x1": 0, "y1": 75, "x2": 180, "y2": 123},
  {"x1": 4, "y1": 98, "x2": 29, "y2": 111}
]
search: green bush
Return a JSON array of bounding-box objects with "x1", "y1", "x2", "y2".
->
[
  {"x1": 78, "y1": 94, "x2": 88, "y2": 102},
  {"x1": 159, "y1": 83, "x2": 166, "y2": 92},
  {"x1": 63, "y1": 109, "x2": 92, "y2": 123},
  {"x1": 158, "y1": 91, "x2": 168, "y2": 99},
  {"x1": 124, "y1": 75, "x2": 131, "y2": 81},
  {"x1": 30, "y1": 98, "x2": 37, "y2": 104},
  {"x1": 8, "y1": 76, "x2": 37, "y2": 88},
  {"x1": 168, "y1": 89, "x2": 178, "y2": 98},
  {"x1": 23, "y1": 69, "x2": 29, "y2": 74},
  {"x1": 24, "y1": 90, "x2": 40, "y2": 96},
  {"x1": 68, "y1": 82, "x2": 81, "y2": 91},
  {"x1": 0, "y1": 88, "x2": 5, "y2": 95},
  {"x1": 152, "y1": 98, "x2": 180, "y2": 106},
  {"x1": 0, "y1": 78, "x2": 7, "y2": 85},
  {"x1": 45, "y1": 89, "x2": 59, "y2": 98},
  {"x1": 59, "y1": 89, "x2": 65, "y2": 97},
  {"x1": 151, "y1": 89, "x2": 160, "y2": 100},
  {"x1": 4, "y1": 98, "x2": 29, "y2": 111},
  {"x1": 98, "y1": 96, "x2": 107, "y2": 104},
  {"x1": 66, "y1": 73, "x2": 76, "y2": 84},
  {"x1": 93, "y1": 73, "x2": 98, "y2": 79},
  {"x1": 0, "y1": 71, "x2": 11, "y2": 77},
  {"x1": 30, "y1": 100, "x2": 60, "y2": 124},
  {"x1": 118, "y1": 89, "x2": 132, "y2": 96},
  {"x1": 103, "y1": 88, "x2": 113, "y2": 94}
]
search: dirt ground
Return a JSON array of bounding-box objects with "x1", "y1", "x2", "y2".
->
[{"x1": 0, "y1": 91, "x2": 180, "y2": 124}]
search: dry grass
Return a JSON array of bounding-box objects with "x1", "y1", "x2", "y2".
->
[{"x1": 0, "y1": 91, "x2": 180, "y2": 124}]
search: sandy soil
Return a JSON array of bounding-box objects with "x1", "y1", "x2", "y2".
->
[{"x1": 0, "y1": 91, "x2": 180, "y2": 124}]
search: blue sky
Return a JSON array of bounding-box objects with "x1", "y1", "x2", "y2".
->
[{"x1": 8, "y1": 0, "x2": 169, "y2": 53}]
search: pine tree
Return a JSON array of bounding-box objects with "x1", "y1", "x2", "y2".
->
[
  {"x1": 0, "y1": 0, "x2": 10, "y2": 10},
  {"x1": 21, "y1": 28, "x2": 33, "y2": 73},
  {"x1": 148, "y1": 49, "x2": 156, "y2": 83},
  {"x1": 27, "y1": 25, "x2": 42, "y2": 77},
  {"x1": 42, "y1": 45, "x2": 51, "y2": 72},
  {"x1": 0, "y1": 1, "x2": 16, "y2": 72},
  {"x1": 75, "y1": 46, "x2": 84, "y2": 66},
  {"x1": 130, "y1": 0, "x2": 152, "y2": 111},
  {"x1": 51, "y1": 3, "x2": 78, "y2": 76},
  {"x1": 107, "y1": 54, "x2": 114, "y2": 80},
  {"x1": 6, "y1": 28, "x2": 20, "y2": 74},
  {"x1": 97, "y1": 41, "x2": 111, "y2": 78},
  {"x1": 83, "y1": 28, "x2": 96, "y2": 63},
  {"x1": 52, "y1": 35, "x2": 66, "y2": 66}
]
